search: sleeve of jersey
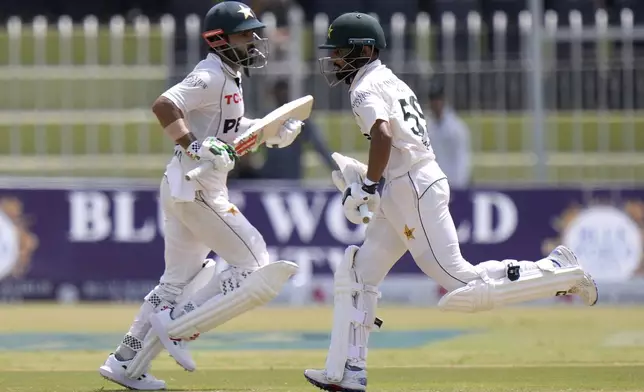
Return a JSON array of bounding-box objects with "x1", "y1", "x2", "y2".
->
[
  {"x1": 161, "y1": 70, "x2": 218, "y2": 115},
  {"x1": 351, "y1": 91, "x2": 390, "y2": 135}
]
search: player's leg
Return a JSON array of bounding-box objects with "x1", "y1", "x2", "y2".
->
[
  {"x1": 101, "y1": 178, "x2": 209, "y2": 388},
  {"x1": 304, "y1": 213, "x2": 407, "y2": 392},
  {"x1": 147, "y1": 189, "x2": 298, "y2": 363},
  {"x1": 383, "y1": 172, "x2": 597, "y2": 313}
]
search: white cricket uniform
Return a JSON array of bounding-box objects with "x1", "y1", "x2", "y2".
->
[
  {"x1": 159, "y1": 53, "x2": 269, "y2": 288},
  {"x1": 349, "y1": 60, "x2": 480, "y2": 291}
]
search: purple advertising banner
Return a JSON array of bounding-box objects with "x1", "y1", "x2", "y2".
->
[{"x1": 0, "y1": 179, "x2": 642, "y2": 301}]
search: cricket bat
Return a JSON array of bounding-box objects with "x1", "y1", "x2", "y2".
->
[
  {"x1": 331, "y1": 152, "x2": 373, "y2": 224},
  {"x1": 185, "y1": 95, "x2": 314, "y2": 181}
]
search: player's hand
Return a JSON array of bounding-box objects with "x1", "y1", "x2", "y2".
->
[
  {"x1": 185, "y1": 137, "x2": 237, "y2": 173},
  {"x1": 341, "y1": 182, "x2": 380, "y2": 224},
  {"x1": 266, "y1": 118, "x2": 303, "y2": 148}
]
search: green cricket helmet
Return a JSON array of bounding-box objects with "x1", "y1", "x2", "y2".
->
[
  {"x1": 202, "y1": 1, "x2": 268, "y2": 69},
  {"x1": 318, "y1": 12, "x2": 387, "y2": 87}
]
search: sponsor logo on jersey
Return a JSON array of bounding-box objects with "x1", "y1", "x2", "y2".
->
[
  {"x1": 351, "y1": 91, "x2": 371, "y2": 109},
  {"x1": 182, "y1": 73, "x2": 208, "y2": 89},
  {"x1": 223, "y1": 117, "x2": 242, "y2": 134},
  {"x1": 224, "y1": 93, "x2": 243, "y2": 105}
]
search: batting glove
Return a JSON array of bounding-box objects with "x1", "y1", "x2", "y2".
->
[
  {"x1": 341, "y1": 182, "x2": 380, "y2": 224},
  {"x1": 185, "y1": 137, "x2": 238, "y2": 173},
  {"x1": 266, "y1": 118, "x2": 303, "y2": 149}
]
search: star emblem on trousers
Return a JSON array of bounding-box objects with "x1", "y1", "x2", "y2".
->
[{"x1": 404, "y1": 224, "x2": 415, "y2": 240}]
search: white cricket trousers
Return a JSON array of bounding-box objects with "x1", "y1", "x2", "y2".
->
[
  {"x1": 159, "y1": 176, "x2": 269, "y2": 287},
  {"x1": 353, "y1": 160, "x2": 482, "y2": 291}
]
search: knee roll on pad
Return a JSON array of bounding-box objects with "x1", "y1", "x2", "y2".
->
[
  {"x1": 170, "y1": 264, "x2": 259, "y2": 339},
  {"x1": 438, "y1": 262, "x2": 585, "y2": 313},
  {"x1": 325, "y1": 246, "x2": 383, "y2": 383},
  {"x1": 144, "y1": 283, "x2": 183, "y2": 311},
  {"x1": 127, "y1": 261, "x2": 298, "y2": 380},
  {"x1": 167, "y1": 260, "x2": 298, "y2": 339},
  {"x1": 176, "y1": 259, "x2": 218, "y2": 304}
]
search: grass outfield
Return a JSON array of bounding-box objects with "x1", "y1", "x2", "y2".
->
[
  {"x1": 0, "y1": 24, "x2": 167, "y2": 66},
  {"x1": 1, "y1": 113, "x2": 643, "y2": 182},
  {"x1": 1, "y1": 113, "x2": 644, "y2": 155},
  {"x1": 0, "y1": 305, "x2": 642, "y2": 391}
]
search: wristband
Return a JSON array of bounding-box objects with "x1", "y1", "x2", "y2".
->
[
  {"x1": 364, "y1": 178, "x2": 377, "y2": 187},
  {"x1": 185, "y1": 140, "x2": 201, "y2": 160}
]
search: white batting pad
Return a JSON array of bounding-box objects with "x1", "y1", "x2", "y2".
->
[
  {"x1": 125, "y1": 331, "x2": 163, "y2": 379},
  {"x1": 325, "y1": 246, "x2": 380, "y2": 382},
  {"x1": 177, "y1": 259, "x2": 218, "y2": 303},
  {"x1": 438, "y1": 265, "x2": 585, "y2": 313},
  {"x1": 167, "y1": 260, "x2": 298, "y2": 339},
  {"x1": 125, "y1": 259, "x2": 217, "y2": 379}
]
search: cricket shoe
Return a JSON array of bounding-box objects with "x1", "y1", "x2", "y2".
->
[
  {"x1": 547, "y1": 245, "x2": 598, "y2": 306},
  {"x1": 304, "y1": 363, "x2": 367, "y2": 392},
  {"x1": 99, "y1": 353, "x2": 166, "y2": 390},
  {"x1": 149, "y1": 307, "x2": 196, "y2": 372}
]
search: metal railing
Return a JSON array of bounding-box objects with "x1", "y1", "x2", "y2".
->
[{"x1": 0, "y1": 7, "x2": 643, "y2": 184}]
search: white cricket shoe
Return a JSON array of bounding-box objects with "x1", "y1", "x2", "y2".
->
[
  {"x1": 149, "y1": 307, "x2": 196, "y2": 372},
  {"x1": 547, "y1": 245, "x2": 598, "y2": 306},
  {"x1": 99, "y1": 353, "x2": 166, "y2": 390},
  {"x1": 304, "y1": 364, "x2": 367, "y2": 392}
]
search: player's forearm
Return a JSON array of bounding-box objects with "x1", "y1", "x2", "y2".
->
[
  {"x1": 365, "y1": 120, "x2": 392, "y2": 183},
  {"x1": 152, "y1": 96, "x2": 197, "y2": 149}
]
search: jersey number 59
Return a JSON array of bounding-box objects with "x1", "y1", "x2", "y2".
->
[{"x1": 398, "y1": 96, "x2": 426, "y2": 137}]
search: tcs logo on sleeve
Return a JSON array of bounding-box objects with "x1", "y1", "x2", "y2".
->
[{"x1": 224, "y1": 93, "x2": 242, "y2": 105}]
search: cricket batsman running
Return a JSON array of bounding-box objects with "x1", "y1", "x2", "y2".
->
[
  {"x1": 303, "y1": 12, "x2": 599, "y2": 392},
  {"x1": 99, "y1": 2, "x2": 300, "y2": 390}
]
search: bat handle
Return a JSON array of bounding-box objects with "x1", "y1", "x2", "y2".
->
[
  {"x1": 358, "y1": 204, "x2": 372, "y2": 224},
  {"x1": 185, "y1": 162, "x2": 211, "y2": 181}
]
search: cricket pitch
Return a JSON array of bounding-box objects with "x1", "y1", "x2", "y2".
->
[{"x1": 0, "y1": 304, "x2": 642, "y2": 391}]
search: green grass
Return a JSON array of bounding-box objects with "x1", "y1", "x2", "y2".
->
[
  {"x1": 2, "y1": 113, "x2": 644, "y2": 155},
  {"x1": 1, "y1": 22, "x2": 643, "y2": 182},
  {"x1": 1, "y1": 113, "x2": 643, "y2": 182},
  {"x1": 0, "y1": 305, "x2": 643, "y2": 391},
  {"x1": 0, "y1": 25, "x2": 167, "y2": 66},
  {"x1": 0, "y1": 78, "x2": 166, "y2": 110}
]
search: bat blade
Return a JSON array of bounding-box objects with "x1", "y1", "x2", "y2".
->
[{"x1": 233, "y1": 95, "x2": 314, "y2": 156}]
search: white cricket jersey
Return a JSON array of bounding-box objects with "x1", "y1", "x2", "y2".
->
[
  {"x1": 162, "y1": 53, "x2": 252, "y2": 191},
  {"x1": 349, "y1": 60, "x2": 437, "y2": 181}
]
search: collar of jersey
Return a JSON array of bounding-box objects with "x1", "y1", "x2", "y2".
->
[
  {"x1": 208, "y1": 53, "x2": 242, "y2": 79},
  {"x1": 349, "y1": 59, "x2": 383, "y2": 92}
]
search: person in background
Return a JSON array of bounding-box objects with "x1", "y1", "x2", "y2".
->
[
  {"x1": 426, "y1": 77, "x2": 472, "y2": 189},
  {"x1": 250, "y1": 0, "x2": 295, "y2": 59},
  {"x1": 260, "y1": 79, "x2": 337, "y2": 179},
  {"x1": 228, "y1": 154, "x2": 264, "y2": 182}
]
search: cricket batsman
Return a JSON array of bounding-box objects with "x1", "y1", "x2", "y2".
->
[
  {"x1": 303, "y1": 12, "x2": 599, "y2": 392},
  {"x1": 98, "y1": 2, "x2": 300, "y2": 390}
]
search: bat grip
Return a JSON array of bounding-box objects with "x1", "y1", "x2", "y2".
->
[
  {"x1": 358, "y1": 204, "x2": 372, "y2": 224},
  {"x1": 185, "y1": 162, "x2": 211, "y2": 181}
]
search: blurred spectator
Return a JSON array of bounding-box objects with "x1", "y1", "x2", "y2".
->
[
  {"x1": 250, "y1": 0, "x2": 295, "y2": 60},
  {"x1": 426, "y1": 77, "x2": 472, "y2": 189},
  {"x1": 228, "y1": 154, "x2": 264, "y2": 183},
  {"x1": 260, "y1": 80, "x2": 337, "y2": 180}
]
